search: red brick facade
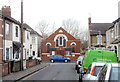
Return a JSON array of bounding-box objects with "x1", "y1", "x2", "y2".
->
[
  {"x1": 0, "y1": 17, "x2": 3, "y2": 76},
  {"x1": 42, "y1": 27, "x2": 81, "y2": 62}
]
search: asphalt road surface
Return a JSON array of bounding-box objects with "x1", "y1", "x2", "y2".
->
[{"x1": 22, "y1": 63, "x2": 79, "y2": 80}]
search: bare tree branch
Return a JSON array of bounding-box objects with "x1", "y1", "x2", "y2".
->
[
  {"x1": 62, "y1": 18, "x2": 80, "y2": 39},
  {"x1": 36, "y1": 20, "x2": 49, "y2": 39}
]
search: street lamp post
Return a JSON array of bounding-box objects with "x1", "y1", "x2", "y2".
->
[{"x1": 20, "y1": 0, "x2": 23, "y2": 71}]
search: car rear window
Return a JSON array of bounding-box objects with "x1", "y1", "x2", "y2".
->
[
  {"x1": 94, "y1": 66, "x2": 102, "y2": 76},
  {"x1": 109, "y1": 67, "x2": 120, "y2": 81}
]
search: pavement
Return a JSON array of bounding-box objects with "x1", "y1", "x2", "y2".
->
[{"x1": 2, "y1": 63, "x2": 50, "y2": 81}]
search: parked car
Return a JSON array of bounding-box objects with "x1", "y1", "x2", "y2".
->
[
  {"x1": 49, "y1": 55, "x2": 70, "y2": 63},
  {"x1": 82, "y1": 50, "x2": 117, "y2": 71},
  {"x1": 75, "y1": 55, "x2": 84, "y2": 70},
  {"x1": 97, "y1": 63, "x2": 120, "y2": 81},
  {"x1": 81, "y1": 62, "x2": 106, "y2": 81}
]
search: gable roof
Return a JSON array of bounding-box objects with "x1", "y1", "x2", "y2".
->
[
  {"x1": 112, "y1": 17, "x2": 120, "y2": 24},
  {"x1": 89, "y1": 23, "x2": 113, "y2": 35},
  {"x1": 23, "y1": 23, "x2": 43, "y2": 37},
  {"x1": 45, "y1": 27, "x2": 77, "y2": 40},
  {"x1": 1, "y1": 13, "x2": 20, "y2": 25}
]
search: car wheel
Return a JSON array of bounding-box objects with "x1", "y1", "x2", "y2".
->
[
  {"x1": 50, "y1": 59, "x2": 54, "y2": 63},
  {"x1": 64, "y1": 59, "x2": 68, "y2": 63}
]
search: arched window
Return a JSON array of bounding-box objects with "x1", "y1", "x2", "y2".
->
[
  {"x1": 55, "y1": 36, "x2": 66, "y2": 47},
  {"x1": 47, "y1": 44, "x2": 50, "y2": 53},
  {"x1": 56, "y1": 39, "x2": 58, "y2": 47},
  {"x1": 71, "y1": 42, "x2": 76, "y2": 53},
  {"x1": 63, "y1": 39, "x2": 66, "y2": 47},
  {"x1": 46, "y1": 42, "x2": 51, "y2": 53}
]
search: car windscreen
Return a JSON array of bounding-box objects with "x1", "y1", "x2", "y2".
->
[
  {"x1": 94, "y1": 66, "x2": 102, "y2": 76},
  {"x1": 77, "y1": 56, "x2": 84, "y2": 61},
  {"x1": 109, "y1": 67, "x2": 120, "y2": 81}
]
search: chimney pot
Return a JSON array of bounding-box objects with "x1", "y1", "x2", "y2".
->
[
  {"x1": 88, "y1": 17, "x2": 91, "y2": 25},
  {"x1": 2, "y1": 6, "x2": 11, "y2": 17}
]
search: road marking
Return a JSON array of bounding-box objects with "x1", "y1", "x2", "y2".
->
[{"x1": 52, "y1": 77, "x2": 56, "y2": 80}]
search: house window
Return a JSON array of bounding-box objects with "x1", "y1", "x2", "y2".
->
[
  {"x1": 52, "y1": 51, "x2": 55, "y2": 55},
  {"x1": 70, "y1": 42, "x2": 76, "y2": 53},
  {"x1": 111, "y1": 30, "x2": 115, "y2": 38},
  {"x1": 71, "y1": 44, "x2": 75, "y2": 52},
  {"x1": 97, "y1": 35, "x2": 102, "y2": 45},
  {"x1": 32, "y1": 37, "x2": 35, "y2": 43},
  {"x1": 119, "y1": 23, "x2": 120, "y2": 36},
  {"x1": 5, "y1": 23, "x2": 10, "y2": 35},
  {"x1": 47, "y1": 44, "x2": 50, "y2": 53},
  {"x1": 27, "y1": 32, "x2": 29, "y2": 40},
  {"x1": 16, "y1": 26, "x2": 18, "y2": 37},
  {"x1": 66, "y1": 51, "x2": 70, "y2": 56},
  {"x1": 60, "y1": 37, "x2": 62, "y2": 45},
  {"x1": 63, "y1": 39, "x2": 66, "y2": 47},
  {"x1": 15, "y1": 51, "x2": 19, "y2": 59},
  {"x1": 6, "y1": 48, "x2": 9, "y2": 60},
  {"x1": 56, "y1": 36, "x2": 66, "y2": 47},
  {"x1": 33, "y1": 51, "x2": 35, "y2": 56},
  {"x1": 56, "y1": 39, "x2": 58, "y2": 47}
]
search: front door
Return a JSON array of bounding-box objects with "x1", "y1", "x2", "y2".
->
[{"x1": 52, "y1": 51, "x2": 55, "y2": 55}]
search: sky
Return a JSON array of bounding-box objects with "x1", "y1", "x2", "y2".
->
[{"x1": 0, "y1": 0, "x2": 120, "y2": 33}]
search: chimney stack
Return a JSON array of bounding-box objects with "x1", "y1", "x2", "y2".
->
[
  {"x1": 88, "y1": 17, "x2": 91, "y2": 25},
  {"x1": 2, "y1": 6, "x2": 11, "y2": 17}
]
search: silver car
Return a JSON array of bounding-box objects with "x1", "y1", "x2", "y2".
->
[
  {"x1": 75, "y1": 55, "x2": 84, "y2": 71},
  {"x1": 81, "y1": 62, "x2": 106, "y2": 81},
  {"x1": 97, "y1": 63, "x2": 120, "y2": 81}
]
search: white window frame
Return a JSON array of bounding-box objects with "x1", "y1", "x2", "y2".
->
[
  {"x1": 16, "y1": 26, "x2": 18, "y2": 37},
  {"x1": 97, "y1": 35, "x2": 102, "y2": 45},
  {"x1": 56, "y1": 36, "x2": 67, "y2": 47},
  {"x1": 5, "y1": 48, "x2": 9, "y2": 60},
  {"x1": 66, "y1": 51, "x2": 70, "y2": 56},
  {"x1": 70, "y1": 42, "x2": 76, "y2": 46},
  {"x1": 5, "y1": 23, "x2": 10, "y2": 35},
  {"x1": 52, "y1": 51, "x2": 55, "y2": 55},
  {"x1": 32, "y1": 37, "x2": 36, "y2": 43}
]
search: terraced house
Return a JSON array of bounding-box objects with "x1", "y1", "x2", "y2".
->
[
  {"x1": 23, "y1": 23, "x2": 42, "y2": 68},
  {"x1": 88, "y1": 17, "x2": 113, "y2": 49},
  {"x1": 106, "y1": 18, "x2": 120, "y2": 61},
  {"x1": 42, "y1": 27, "x2": 81, "y2": 62},
  {"x1": 0, "y1": 6, "x2": 43, "y2": 76},
  {"x1": 0, "y1": 6, "x2": 21, "y2": 75}
]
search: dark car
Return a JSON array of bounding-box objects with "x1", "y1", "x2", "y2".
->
[{"x1": 49, "y1": 55, "x2": 70, "y2": 63}]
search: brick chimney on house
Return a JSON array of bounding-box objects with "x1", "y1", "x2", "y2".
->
[
  {"x1": 88, "y1": 17, "x2": 91, "y2": 25},
  {"x1": 2, "y1": 6, "x2": 11, "y2": 17}
]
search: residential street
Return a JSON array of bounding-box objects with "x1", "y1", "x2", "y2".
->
[
  {"x1": 1, "y1": 1, "x2": 120, "y2": 82},
  {"x1": 22, "y1": 63, "x2": 79, "y2": 80}
]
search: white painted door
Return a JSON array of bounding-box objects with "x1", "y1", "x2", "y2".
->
[{"x1": 52, "y1": 51, "x2": 55, "y2": 55}]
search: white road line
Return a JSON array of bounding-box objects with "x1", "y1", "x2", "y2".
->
[{"x1": 52, "y1": 77, "x2": 56, "y2": 80}]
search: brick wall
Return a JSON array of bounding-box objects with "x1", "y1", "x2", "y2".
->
[
  {"x1": 42, "y1": 54, "x2": 80, "y2": 62},
  {"x1": 26, "y1": 59, "x2": 37, "y2": 68},
  {"x1": 41, "y1": 27, "x2": 81, "y2": 62},
  {"x1": 2, "y1": 63, "x2": 9, "y2": 76}
]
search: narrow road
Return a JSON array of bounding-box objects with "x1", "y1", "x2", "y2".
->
[{"x1": 22, "y1": 63, "x2": 79, "y2": 80}]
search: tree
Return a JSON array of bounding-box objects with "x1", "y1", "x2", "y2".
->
[
  {"x1": 36, "y1": 20, "x2": 49, "y2": 39},
  {"x1": 62, "y1": 18, "x2": 80, "y2": 38},
  {"x1": 36, "y1": 20, "x2": 56, "y2": 39}
]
